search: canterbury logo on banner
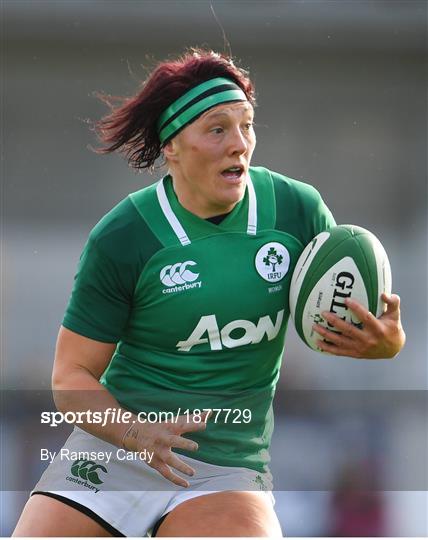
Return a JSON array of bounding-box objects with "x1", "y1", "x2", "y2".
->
[{"x1": 160, "y1": 261, "x2": 202, "y2": 294}]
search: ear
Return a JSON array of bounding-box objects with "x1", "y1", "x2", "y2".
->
[{"x1": 163, "y1": 138, "x2": 180, "y2": 163}]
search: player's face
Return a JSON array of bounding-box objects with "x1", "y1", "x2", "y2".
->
[{"x1": 164, "y1": 101, "x2": 256, "y2": 218}]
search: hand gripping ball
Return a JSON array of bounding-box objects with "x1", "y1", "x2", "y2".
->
[{"x1": 289, "y1": 225, "x2": 392, "y2": 352}]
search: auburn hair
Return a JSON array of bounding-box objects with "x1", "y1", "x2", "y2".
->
[{"x1": 93, "y1": 49, "x2": 256, "y2": 171}]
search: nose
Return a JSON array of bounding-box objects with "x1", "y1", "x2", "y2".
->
[{"x1": 228, "y1": 126, "x2": 248, "y2": 155}]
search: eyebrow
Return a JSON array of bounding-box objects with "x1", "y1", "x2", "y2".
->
[{"x1": 202, "y1": 106, "x2": 254, "y2": 121}]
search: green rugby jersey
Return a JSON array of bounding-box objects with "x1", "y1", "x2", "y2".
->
[{"x1": 63, "y1": 166, "x2": 335, "y2": 473}]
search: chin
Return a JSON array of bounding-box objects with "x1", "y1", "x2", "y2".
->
[
  {"x1": 218, "y1": 187, "x2": 245, "y2": 211},
  {"x1": 233, "y1": 182, "x2": 246, "y2": 201}
]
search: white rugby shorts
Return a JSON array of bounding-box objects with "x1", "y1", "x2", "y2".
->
[{"x1": 32, "y1": 426, "x2": 275, "y2": 536}]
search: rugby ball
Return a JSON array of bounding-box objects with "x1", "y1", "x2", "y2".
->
[{"x1": 289, "y1": 225, "x2": 392, "y2": 352}]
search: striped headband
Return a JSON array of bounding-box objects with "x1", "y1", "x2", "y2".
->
[{"x1": 157, "y1": 77, "x2": 247, "y2": 145}]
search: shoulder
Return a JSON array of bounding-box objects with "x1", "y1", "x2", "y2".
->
[
  {"x1": 250, "y1": 166, "x2": 324, "y2": 208},
  {"x1": 250, "y1": 166, "x2": 335, "y2": 244},
  {"x1": 87, "y1": 187, "x2": 162, "y2": 265}
]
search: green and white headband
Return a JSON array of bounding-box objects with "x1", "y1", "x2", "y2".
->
[{"x1": 157, "y1": 77, "x2": 247, "y2": 144}]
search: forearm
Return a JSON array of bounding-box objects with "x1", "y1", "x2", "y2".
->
[{"x1": 53, "y1": 367, "x2": 135, "y2": 448}]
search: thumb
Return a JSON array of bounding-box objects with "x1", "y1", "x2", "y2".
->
[{"x1": 381, "y1": 293, "x2": 401, "y2": 320}]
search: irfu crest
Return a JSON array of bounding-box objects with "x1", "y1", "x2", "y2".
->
[
  {"x1": 263, "y1": 247, "x2": 283, "y2": 273},
  {"x1": 255, "y1": 242, "x2": 290, "y2": 283}
]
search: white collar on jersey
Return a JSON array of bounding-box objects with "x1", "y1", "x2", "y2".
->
[{"x1": 156, "y1": 175, "x2": 257, "y2": 246}]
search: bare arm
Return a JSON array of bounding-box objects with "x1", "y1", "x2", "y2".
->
[
  {"x1": 52, "y1": 325, "x2": 208, "y2": 487},
  {"x1": 52, "y1": 325, "x2": 125, "y2": 446}
]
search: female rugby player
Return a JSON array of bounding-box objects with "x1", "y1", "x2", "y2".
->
[{"x1": 13, "y1": 49, "x2": 405, "y2": 537}]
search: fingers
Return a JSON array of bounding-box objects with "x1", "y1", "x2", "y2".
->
[
  {"x1": 313, "y1": 307, "x2": 365, "y2": 351},
  {"x1": 316, "y1": 338, "x2": 352, "y2": 356},
  {"x1": 319, "y1": 312, "x2": 361, "y2": 338},
  {"x1": 176, "y1": 411, "x2": 210, "y2": 434},
  {"x1": 155, "y1": 462, "x2": 190, "y2": 488},
  {"x1": 313, "y1": 293, "x2": 404, "y2": 359},
  {"x1": 133, "y1": 410, "x2": 210, "y2": 488},
  {"x1": 145, "y1": 438, "x2": 197, "y2": 487},
  {"x1": 131, "y1": 409, "x2": 214, "y2": 488},
  {"x1": 313, "y1": 324, "x2": 358, "y2": 356},
  {"x1": 164, "y1": 452, "x2": 195, "y2": 477},
  {"x1": 317, "y1": 294, "x2": 400, "y2": 333},
  {"x1": 150, "y1": 443, "x2": 197, "y2": 488},
  {"x1": 313, "y1": 323, "x2": 352, "y2": 348},
  {"x1": 168, "y1": 434, "x2": 198, "y2": 452},
  {"x1": 313, "y1": 305, "x2": 372, "y2": 357},
  {"x1": 344, "y1": 298, "x2": 379, "y2": 328}
]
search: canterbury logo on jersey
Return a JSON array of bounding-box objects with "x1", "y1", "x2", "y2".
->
[
  {"x1": 177, "y1": 309, "x2": 284, "y2": 351},
  {"x1": 160, "y1": 260, "x2": 202, "y2": 294}
]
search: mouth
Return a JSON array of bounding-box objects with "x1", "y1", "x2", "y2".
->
[{"x1": 220, "y1": 165, "x2": 245, "y2": 183}]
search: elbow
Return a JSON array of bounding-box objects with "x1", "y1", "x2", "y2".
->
[
  {"x1": 51, "y1": 368, "x2": 69, "y2": 413},
  {"x1": 51, "y1": 364, "x2": 82, "y2": 412},
  {"x1": 52, "y1": 365, "x2": 68, "y2": 392}
]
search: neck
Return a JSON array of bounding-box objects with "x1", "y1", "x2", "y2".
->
[{"x1": 169, "y1": 175, "x2": 241, "y2": 219}]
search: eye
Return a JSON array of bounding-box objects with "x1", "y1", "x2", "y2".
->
[
  {"x1": 210, "y1": 127, "x2": 224, "y2": 134},
  {"x1": 243, "y1": 122, "x2": 254, "y2": 130}
]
